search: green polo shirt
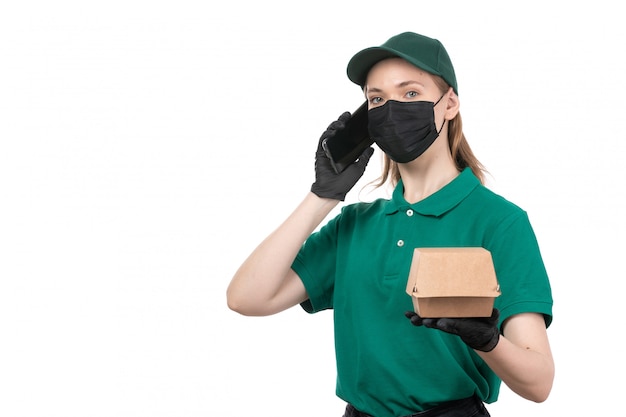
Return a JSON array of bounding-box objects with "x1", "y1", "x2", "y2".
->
[{"x1": 291, "y1": 168, "x2": 553, "y2": 417}]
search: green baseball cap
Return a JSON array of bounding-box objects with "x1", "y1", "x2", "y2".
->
[{"x1": 346, "y1": 32, "x2": 458, "y2": 95}]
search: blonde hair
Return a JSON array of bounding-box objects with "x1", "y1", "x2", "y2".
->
[{"x1": 372, "y1": 75, "x2": 487, "y2": 188}]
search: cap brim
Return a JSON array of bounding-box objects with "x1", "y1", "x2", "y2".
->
[{"x1": 347, "y1": 46, "x2": 440, "y2": 87}]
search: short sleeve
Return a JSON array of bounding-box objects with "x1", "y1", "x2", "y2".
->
[
  {"x1": 486, "y1": 210, "x2": 553, "y2": 327},
  {"x1": 292, "y1": 214, "x2": 340, "y2": 313}
]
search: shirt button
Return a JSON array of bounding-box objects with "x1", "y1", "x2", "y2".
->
[
  {"x1": 397, "y1": 240, "x2": 405, "y2": 247},
  {"x1": 406, "y1": 209, "x2": 414, "y2": 217}
]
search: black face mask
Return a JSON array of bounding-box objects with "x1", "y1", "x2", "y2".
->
[{"x1": 367, "y1": 95, "x2": 445, "y2": 163}]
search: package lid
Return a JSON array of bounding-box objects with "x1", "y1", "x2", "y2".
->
[{"x1": 406, "y1": 247, "x2": 501, "y2": 298}]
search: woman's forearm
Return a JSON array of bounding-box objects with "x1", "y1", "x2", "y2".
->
[
  {"x1": 478, "y1": 313, "x2": 555, "y2": 402},
  {"x1": 226, "y1": 192, "x2": 339, "y2": 316}
]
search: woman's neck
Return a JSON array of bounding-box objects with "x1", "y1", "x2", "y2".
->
[{"x1": 398, "y1": 145, "x2": 460, "y2": 204}]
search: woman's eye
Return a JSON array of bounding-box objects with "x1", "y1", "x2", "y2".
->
[
  {"x1": 370, "y1": 97, "x2": 383, "y2": 105},
  {"x1": 406, "y1": 91, "x2": 418, "y2": 98}
]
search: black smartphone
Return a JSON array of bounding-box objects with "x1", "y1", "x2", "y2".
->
[{"x1": 322, "y1": 101, "x2": 374, "y2": 174}]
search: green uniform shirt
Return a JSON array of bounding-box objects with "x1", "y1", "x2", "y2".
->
[{"x1": 292, "y1": 168, "x2": 553, "y2": 417}]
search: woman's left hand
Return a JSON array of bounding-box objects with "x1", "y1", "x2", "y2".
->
[{"x1": 405, "y1": 309, "x2": 500, "y2": 352}]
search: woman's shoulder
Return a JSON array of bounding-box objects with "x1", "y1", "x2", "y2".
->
[
  {"x1": 466, "y1": 184, "x2": 534, "y2": 233},
  {"x1": 473, "y1": 183, "x2": 526, "y2": 213},
  {"x1": 339, "y1": 197, "x2": 390, "y2": 217}
]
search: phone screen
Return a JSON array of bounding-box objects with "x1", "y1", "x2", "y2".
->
[{"x1": 322, "y1": 101, "x2": 373, "y2": 174}]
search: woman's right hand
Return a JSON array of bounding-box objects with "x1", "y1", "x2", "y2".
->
[{"x1": 310, "y1": 112, "x2": 374, "y2": 201}]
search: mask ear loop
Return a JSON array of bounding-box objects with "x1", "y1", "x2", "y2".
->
[
  {"x1": 433, "y1": 92, "x2": 447, "y2": 135},
  {"x1": 433, "y1": 92, "x2": 446, "y2": 107},
  {"x1": 436, "y1": 118, "x2": 446, "y2": 135}
]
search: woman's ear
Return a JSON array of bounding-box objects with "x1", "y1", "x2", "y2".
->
[{"x1": 444, "y1": 87, "x2": 460, "y2": 120}]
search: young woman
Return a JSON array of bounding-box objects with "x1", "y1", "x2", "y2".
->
[{"x1": 227, "y1": 32, "x2": 554, "y2": 417}]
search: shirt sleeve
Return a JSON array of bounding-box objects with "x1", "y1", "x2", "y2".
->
[
  {"x1": 486, "y1": 210, "x2": 553, "y2": 327},
  {"x1": 291, "y1": 213, "x2": 341, "y2": 314}
]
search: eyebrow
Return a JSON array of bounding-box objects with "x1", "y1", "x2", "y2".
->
[{"x1": 366, "y1": 80, "x2": 425, "y2": 94}]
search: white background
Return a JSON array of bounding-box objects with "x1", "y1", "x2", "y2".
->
[{"x1": 1, "y1": 1, "x2": 624, "y2": 416}]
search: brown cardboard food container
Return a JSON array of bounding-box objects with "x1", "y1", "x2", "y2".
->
[{"x1": 405, "y1": 248, "x2": 501, "y2": 318}]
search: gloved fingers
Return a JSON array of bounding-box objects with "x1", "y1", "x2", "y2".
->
[
  {"x1": 424, "y1": 318, "x2": 460, "y2": 335},
  {"x1": 404, "y1": 311, "x2": 424, "y2": 326},
  {"x1": 318, "y1": 123, "x2": 343, "y2": 148},
  {"x1": 338, "y1": 111, "x2": 352, "y2": 123},
  {"x1": 344, "y1": 147, "x2": 374, "y2": 174},
  {"x1": 326, "y1": 116, "x2": 348, "y2": 132},
  {"x1": 421, "y1": 318, "x2": 443, "y2": 329},
  {"x1": 423, "y1": 309, "x2": 499, "y2": 328},
  {"x1": 310, "y1": 111, "x2": 369, "y2": 201},
  {"x1": 356, "y1": 147, "x2": 374, "y2": 166},
  {"x1": 408, "y1": 310, "x2": 501, "y2": 352}
]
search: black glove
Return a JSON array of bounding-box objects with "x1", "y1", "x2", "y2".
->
[
  {"x1": 404, "y1": 309, "x2": 501, "y2": 352},
  {"x1": 310, "y1": 112, "x2": 374, "y2": 201}
]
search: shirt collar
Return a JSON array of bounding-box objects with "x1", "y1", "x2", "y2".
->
[{"x1": 383, "y1": 167, "x2": 480, "y2": 217}]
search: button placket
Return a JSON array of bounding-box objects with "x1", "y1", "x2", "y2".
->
[
  {"x1": 397, "y1": 208, "x2": 415, "y2": 247},
  {"x1": 384, "y1": 207, "x2": 417, "y2": 279}
]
